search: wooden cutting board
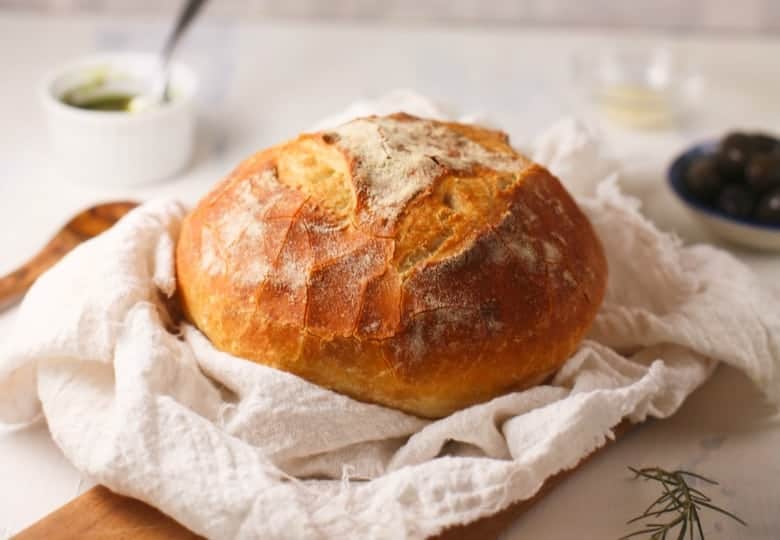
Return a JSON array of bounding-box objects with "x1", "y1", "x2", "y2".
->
[{"x1": 15, "y1": 422, "x2": 633, "y2": 540}]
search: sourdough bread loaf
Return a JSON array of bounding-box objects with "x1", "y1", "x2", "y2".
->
[{"x1": 176, "y1": 114, "x2": 607, "y2": 418}]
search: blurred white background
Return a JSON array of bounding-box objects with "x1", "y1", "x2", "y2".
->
[{"x1": 2, "y1": 0, "x2": 780, "y2": 33}]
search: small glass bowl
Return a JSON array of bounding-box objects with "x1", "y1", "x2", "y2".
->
[{"x1": 571, "y1": 46, "x2": 703, "y2": 130}]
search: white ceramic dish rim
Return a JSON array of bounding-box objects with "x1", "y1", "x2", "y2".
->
[{"x1": 686, "y1": 205, "x2": 780, "y2": 250}]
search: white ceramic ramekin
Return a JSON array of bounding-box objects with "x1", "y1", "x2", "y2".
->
[{"x1": 40, "y1": 52, "x2": 198, "y2": 186}]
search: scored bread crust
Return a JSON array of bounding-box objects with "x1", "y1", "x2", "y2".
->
[{"x1": 176, "y1": 113, "x2": 607, "y2": 418}]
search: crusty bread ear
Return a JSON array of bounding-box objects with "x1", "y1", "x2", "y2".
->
[{"x1": 176, "y1": 114, "x2": 607, "y2": 418}]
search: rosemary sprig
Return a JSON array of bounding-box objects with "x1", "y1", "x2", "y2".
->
[{"x1": 620, "y1": 467, "x2": 746, "y2": 540}]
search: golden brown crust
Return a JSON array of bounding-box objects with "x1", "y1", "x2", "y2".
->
[{"x1": 176, "y1": 114, "x2": 607, "y2": 418}]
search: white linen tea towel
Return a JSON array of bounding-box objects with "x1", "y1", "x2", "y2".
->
[{"x1": 1, "y1": 92, "x2": 778, "y2": 540}]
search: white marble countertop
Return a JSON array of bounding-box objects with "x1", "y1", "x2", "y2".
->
[{"x1": 0, "y1": 12, "x2": 778, "y2": 539}]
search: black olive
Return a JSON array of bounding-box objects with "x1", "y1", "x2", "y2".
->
[
  {"x1": 717, "y1": 133, "x2": 751, "y2": 182},
  {"x1": 684, "y1": 156, "x2": 722, "y2": 203},
  {"x1": 721, "y1": 132, "x2": 752, "y2": 151},
  {"x1": 747, "y1": 133, "x2": 780, "y2": 155},
  {"x1": 745, "y1": 153, "x2": 780, "y2": 193},
  {"x1": 755, "y1": 187, "x2": 780, "y2": 225},
  {"x1": 717, "y1": 184, "x2": 755, "y2": 219}
]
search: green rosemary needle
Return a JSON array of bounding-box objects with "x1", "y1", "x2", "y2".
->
[{"x1": 619, "y1": 467, "x2": 746, "y2": 540}]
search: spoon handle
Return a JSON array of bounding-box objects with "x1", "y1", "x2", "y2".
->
[
  {"x1": 162, "y1": 0, "x2": 209, "y2": 63},
  {"x1": 157, "y1": 0, "x2": 209, "y2": 102}
]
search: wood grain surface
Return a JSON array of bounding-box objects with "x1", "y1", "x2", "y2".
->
[{"x1": 15, "y1": 422, "x2": 634, "y2": 540}]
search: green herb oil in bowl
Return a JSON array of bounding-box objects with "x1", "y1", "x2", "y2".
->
[
  {"x1": 59, "y1": 71, "x2": 152, "y2": 113},
  {"x1": 62, "y1": 92, "x2": 137, "y2": 112}
]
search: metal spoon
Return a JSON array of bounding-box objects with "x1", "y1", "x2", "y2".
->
[
  {"x1": 133, "y1": 0, "x2": 208, "y2": 109},
  {"x1": 0, "y1": 201, "x2": 138, "y2": 311}
]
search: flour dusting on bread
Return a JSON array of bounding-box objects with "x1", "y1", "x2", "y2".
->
[
  {"x1": 199, "y1": 227, "x2": 223, "y2": 276},
  {"x1": 332, "y1": 115, "x2": 528, "y2": 230}
]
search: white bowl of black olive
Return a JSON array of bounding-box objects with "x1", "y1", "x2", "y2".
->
[{"x1": 669, "y1": 132, "x2": 780, "y2": 251}]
